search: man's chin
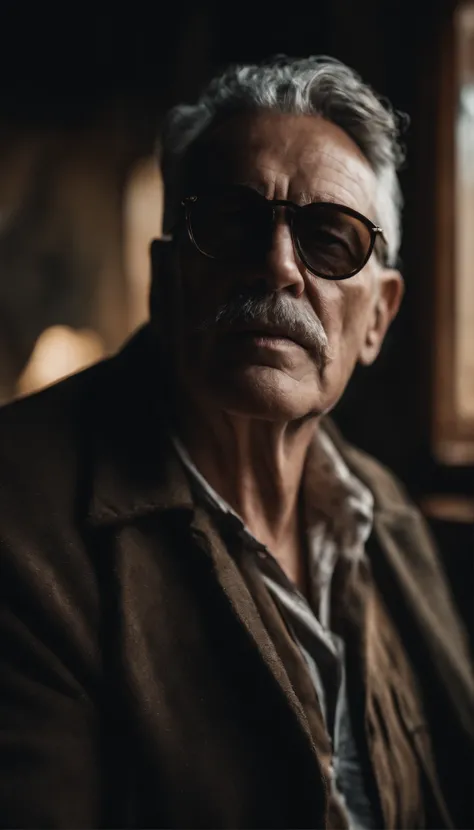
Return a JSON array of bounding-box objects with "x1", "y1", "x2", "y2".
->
[{"x1": 206, "y1": 364, "x2": 325, "y2": 421}]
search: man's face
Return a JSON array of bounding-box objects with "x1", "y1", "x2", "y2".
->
[{"x1": 160, "y1": 111, "x2": 402, "y2": 421}]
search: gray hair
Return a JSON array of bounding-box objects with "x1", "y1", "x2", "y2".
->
[{"x1": 159, "y1": 55, "x2": 407, "y2": 266}]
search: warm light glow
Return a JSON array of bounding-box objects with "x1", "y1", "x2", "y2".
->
[
  {"x1": 123, "y1": 156, "x2": 163, "y2": 331},
  {"x1": 17, "y1": 325, "x2": 105, "y2": 396},
  {"x1": 455, "y1": 4, "x2": 474, "y2": 419}
]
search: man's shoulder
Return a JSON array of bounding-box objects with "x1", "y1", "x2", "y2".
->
[
  {"x1": 0, "y1": 326, "x2": 153, "y2": 475},
  {"x1": 0, "y1": 354, "x2": 109, "y2": 419},
  {"x1": 0, "y1": 326, "x2": 171, "y2": 531},
  {"x1": 0, "y1": 356, "x2": 120, "y2": 547},
  {"x1": 0, "y1": 355, "x2": 114, "y2": 473}
]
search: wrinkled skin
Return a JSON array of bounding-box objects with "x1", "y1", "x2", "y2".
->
[
  {"x1": 154, "y1": 111, "x2": 403, "y2": 421},
  {"x1": 151, "y1": 110, "x2": 403, "y2": 586}
]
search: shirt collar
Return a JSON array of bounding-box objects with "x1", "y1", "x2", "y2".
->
[{"x1": 171, "y1": 426, "x2": 374, "y2": 555}]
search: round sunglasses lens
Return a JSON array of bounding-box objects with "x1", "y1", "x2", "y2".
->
[
  {"x1": 189, "y1": 189, "x2": 270, "y2": 260},
  {"x1": 296, "y1": 204, "x2": 372, "y2": 278}
]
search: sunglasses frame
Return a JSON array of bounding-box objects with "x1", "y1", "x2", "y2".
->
[{"x1": 181, "y1": 185, "x2": 388, "y2": 281}]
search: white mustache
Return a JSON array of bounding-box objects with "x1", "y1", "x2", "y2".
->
[{"x1": 195, "y1": 291, "x2": 331, "y2": 370}]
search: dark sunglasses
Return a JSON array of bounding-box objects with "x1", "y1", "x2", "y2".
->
[{"x1": 180, "y1": 185, "x2": 388, "y2": 281}]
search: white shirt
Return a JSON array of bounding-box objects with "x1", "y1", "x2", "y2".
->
[{"x1": 172, "y1": 427, "x2": 376, "y2": 829}]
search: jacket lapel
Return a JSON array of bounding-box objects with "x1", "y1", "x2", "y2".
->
[
  {"x1": 372, "y1": 509, "x2": 474, "y2": 737},
  {"x1": 322, "y1": 419, "x2": 474, "y2": 739},
  {"x1": 189, "y1": 505, "x2": 315, "y2": 741}
]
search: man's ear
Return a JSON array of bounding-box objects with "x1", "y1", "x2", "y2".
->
[{"x1": 359, "y1": 269, "x2": 404, "y2": 366}]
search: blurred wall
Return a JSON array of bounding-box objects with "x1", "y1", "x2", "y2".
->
[
  {"x1": 0, "y1": 119, "x2": 131, "y2": 400},
  {"x1": 0, "y1": 1, "x2": 471, "y2": 493},
  {"x1": 0, "y1": 3, "x2": 209, "y2": 401}
]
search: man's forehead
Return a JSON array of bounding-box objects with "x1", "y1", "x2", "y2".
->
[{"x1": 193, "y1": 110, "x2": 377, "y2": 214}]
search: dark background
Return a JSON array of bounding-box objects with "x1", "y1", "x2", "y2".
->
[{"x1": 0, "y1": 0, "x2": 472, "y2": 634}]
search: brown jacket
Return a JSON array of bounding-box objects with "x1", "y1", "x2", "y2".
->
[{"x1": 0, "y1": 326, "x2": 472, "y2": 829}]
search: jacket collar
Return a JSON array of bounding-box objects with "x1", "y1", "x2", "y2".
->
[{"x1": 86, "y1": 325, "x2": 194, "y2": 526}]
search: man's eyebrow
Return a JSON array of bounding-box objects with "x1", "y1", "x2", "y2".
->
[
  {"x1": 298, "y1": 190, "x2": 341, "y2": 206},
  {"x1": 236, "y1": 183, "x2": 346, "y2": 206},
  {"x1": 228, "y1": 182, "x2": 363, "y2": 213}
]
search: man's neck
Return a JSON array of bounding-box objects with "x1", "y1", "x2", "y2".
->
[{"x1": 175, "y1": 400, "x2": 319, "y2": 588}]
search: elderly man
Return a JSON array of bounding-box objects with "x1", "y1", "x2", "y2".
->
[{"x1": 0, "y1": 56, "x2": 472, "y2": 830}]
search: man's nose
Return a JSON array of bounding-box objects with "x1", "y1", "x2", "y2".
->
[{"x1": 262, "y1": 218, "x2": 305, "y2": 297}]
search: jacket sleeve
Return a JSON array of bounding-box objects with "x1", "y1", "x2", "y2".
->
[
  {"x1": 0, "y1": 392, "x2": 107, "y2": 830},
  {"x1": 0, "y1": 545, "x2": 104, "y2": 829}
]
